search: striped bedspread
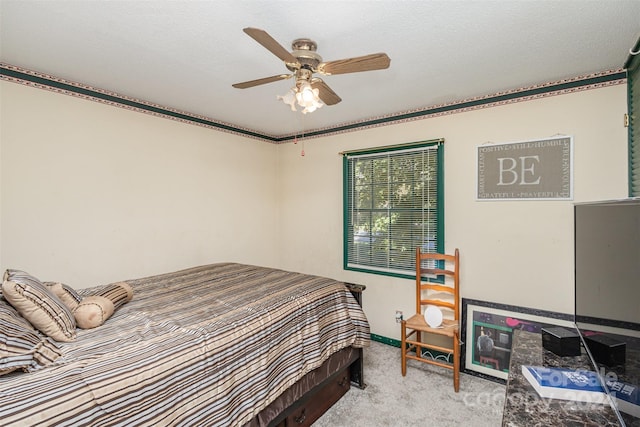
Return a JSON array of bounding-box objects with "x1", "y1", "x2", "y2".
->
[{"x1": 0, "y1": 263, "x2": 370, "y2": 426}]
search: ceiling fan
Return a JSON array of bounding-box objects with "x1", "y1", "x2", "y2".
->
[{"x1": 232, "y1": 28, "x2": 391, "y2": 113}]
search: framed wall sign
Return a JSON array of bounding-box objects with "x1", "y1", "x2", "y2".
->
[
  {"x1": 477, "y1": 136, "x2": 573, "y2": 200},
  {"x1": 461, "y1": 298, "x2": 574, "y2": 382}
]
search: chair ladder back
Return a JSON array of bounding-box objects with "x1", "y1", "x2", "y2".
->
[
  {"x1": 420, "y1": 300, "x2": 456, "y2": 314},
  {"x1": 415, "y1": 247, "x2": 460, "y2": 320}
]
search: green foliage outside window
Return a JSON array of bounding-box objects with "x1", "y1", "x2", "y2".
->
[{"x1": 343, "y1": 140, "x2": 444, "y2": 278}]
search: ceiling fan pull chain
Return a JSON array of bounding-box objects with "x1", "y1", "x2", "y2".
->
[{"x1": 301, "y1": 116, "x2": 306, "y2": 156}]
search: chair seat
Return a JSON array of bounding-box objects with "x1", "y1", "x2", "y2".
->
[{"x1": 405, "y1": 313, "x2": 459, "y2": 337}]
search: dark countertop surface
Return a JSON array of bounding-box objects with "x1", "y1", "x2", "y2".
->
[{"x1": 502, "y1": 329, "x2": 620, "y2": 426}]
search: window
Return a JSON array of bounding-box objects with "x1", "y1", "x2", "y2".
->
[
  {"x1": 627, "y1": 40, "x2": 640, "y2": 197},
  {"x1": 343, "y1": 139, "x2": 444, "y2": 278}
]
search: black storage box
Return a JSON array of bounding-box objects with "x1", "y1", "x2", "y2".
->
[
  {"x1": 541, "y1": 326, "x2": 581, "y2": 357},
  {"x1": 584, "y1": 334, "x2": 626, "y2": 367}
]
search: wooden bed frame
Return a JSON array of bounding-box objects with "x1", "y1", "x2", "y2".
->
[
  {"x1": 265, "y1": 351, "x2": 364, "y2": 427},
  {"x1": 253, "y1": 282, "x2": 367, "y2": 427}
]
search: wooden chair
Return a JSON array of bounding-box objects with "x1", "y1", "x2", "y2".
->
[{"x1": 401, "y1": 247, "x2": 460, "y2": 392}]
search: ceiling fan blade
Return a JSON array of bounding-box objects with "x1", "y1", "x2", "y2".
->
[
  {"x1": 243, "y1": 27, "x2": 299, "y2": 65},
  {"x1": 311, "y1": 79, "x2": 342, "y2": 105},
  {"x1": 318, "y1": 53, "x2": 390, "y2": 75},
  {"x1": 232, "y1": 74, "x2": 292, "y2": 89}
]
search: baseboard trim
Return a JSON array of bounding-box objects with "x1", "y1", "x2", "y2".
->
[
  {"x1": 370, "y1": 333, "x2": 401, "y2": 348},
  {"x1": 371, "y1": 333, "x2": 453, "y2": 360}
]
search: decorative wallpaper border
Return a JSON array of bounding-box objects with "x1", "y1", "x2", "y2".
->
[
  {"x1": 288, "y1": 70, "x2": 626, "y2": 142},
  {"x1": 0, "y1": 63, "x2": 278, "y2": 143},
  {"x1": 0, "y1": 63, "x2": 626, "y2": 144}
]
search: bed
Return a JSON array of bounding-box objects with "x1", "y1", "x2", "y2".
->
[{"x1": 0, "y1": 262, "x2": 370, "y2": 426}]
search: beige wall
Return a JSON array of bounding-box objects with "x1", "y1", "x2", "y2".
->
[
  {"x1": 0, "y1": 82, "x2": 280, "y2": 288},
  {"x1": 0, "y1": 80, "x2": 629, "y2": 341},
  {"x1": 0, "y1": 81, "x2": 3, "y2": 271},
  {"x1": 277, "y1": 84, "x2": 629, "y2": 340}
]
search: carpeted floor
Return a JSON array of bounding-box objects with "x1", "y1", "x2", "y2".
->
[{"x1": 314, "y1": 340, "x2": 506, "y2": 426}]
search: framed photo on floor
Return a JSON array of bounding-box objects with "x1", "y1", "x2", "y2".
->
[{"x1": 461, "y1": 298, "x2": 573, "y2": 382}]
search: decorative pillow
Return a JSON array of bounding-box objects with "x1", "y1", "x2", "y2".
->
[
  {"x1": 44, "y1": 281, "x2": 82, "y2": 312},
  {"x1": 73, "y1": 282, "x2": 133, "y2": 329},
  {"x1": 95, "y1": 281, "x2": 133, "y2": 310},
  {"x1": 74, "y1": 296, "x2": 114, "y2": 329},
  {"x1": 1, "y1": 298, "x2": 63, "y2": 375},
  {"x1": 2, "y1": 270, "x2": 76, "y2": 342}
]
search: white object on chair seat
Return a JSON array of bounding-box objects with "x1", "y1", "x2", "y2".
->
[{"x1": 424, "y1": 305, "x2": 443, "y2": 328}]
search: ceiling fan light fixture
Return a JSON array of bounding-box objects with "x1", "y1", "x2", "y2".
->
[
  {"x1": 296, "y1": 84, "x2": 324, "y2": 114},
  {"x1": 277, "y1": 88, "x2": 298, "y2": 111},
  {"x1": 279, "y1": 80, "x2": 324, "y2": 114},
  {"x1": 298, "y1": 82, "x2": 316, "y2": 103}
]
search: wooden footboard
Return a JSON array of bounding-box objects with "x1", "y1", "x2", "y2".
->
[
  {"x1": 267, "y1": 353, "x2": 364, "y2": 427},
  {"x1": 266, "y1": 284, "x2": 368, "y2": 426},
  {"x1": 241, "y1": 347, "x2": 363, "y2": 427}
]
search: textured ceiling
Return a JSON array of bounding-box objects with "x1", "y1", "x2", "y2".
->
[{"x1": 2, "y1": 0, "x2": 639, "y2": 137}]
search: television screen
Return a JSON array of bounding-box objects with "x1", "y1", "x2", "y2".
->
[{"x1": 575, "y1": 199, "x2": 640, "y2": 426}]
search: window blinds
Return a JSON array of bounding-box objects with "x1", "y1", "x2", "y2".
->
[{"x1": 343, "y1": 140, "x2": 443, "y2": 277}]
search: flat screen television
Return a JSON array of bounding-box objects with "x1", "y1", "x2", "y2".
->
[{"x1": 575, "y1": 198, "x2": 640, "y2": 426}]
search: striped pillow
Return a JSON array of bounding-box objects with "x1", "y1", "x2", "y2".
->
[
  {"x1": 44, "y1": 281, "x2": 82, "y2": 312},
  {"x1": 94, "y1": 281, "x2": 133, "y2": 311},
  {"x1": 74, "y1": 281, "x2": 133, "y2": 329},
  {"x1": 0, "y1": 297, "x2": 63, "y2": 375},
  {"x1": 2, "y1": 270, "x2": 77, "y2": 342}
]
